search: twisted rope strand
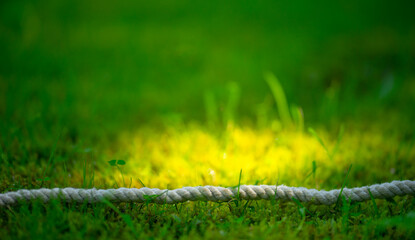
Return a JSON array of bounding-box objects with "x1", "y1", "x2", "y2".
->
[{"x1": 0, "y1": 180, "x2": 414, "y2": 207}]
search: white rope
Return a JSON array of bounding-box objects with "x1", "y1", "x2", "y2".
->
[{"x1": 0, "y1": 180, "x2": 414, "y2": 207}]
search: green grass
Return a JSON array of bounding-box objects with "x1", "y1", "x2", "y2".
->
[
  {"x1": 1, "y1": 0, "x2": 415, "y2": 239},
  {"x1": 1, "y1": 195, "x2": 414, "y2": 239}
]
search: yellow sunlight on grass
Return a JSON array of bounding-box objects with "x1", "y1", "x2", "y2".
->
[{"x1": 116, "y1": 125, "x2": 335, "y2": 188}]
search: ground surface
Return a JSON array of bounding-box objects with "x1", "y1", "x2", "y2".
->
[{"x1": 1, "y1": 0, "x2": 415, "y2": 239}]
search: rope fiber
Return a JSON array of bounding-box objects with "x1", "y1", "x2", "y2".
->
[{"x1": 1, "y1": 180, "x2": 414, "y2": 207}]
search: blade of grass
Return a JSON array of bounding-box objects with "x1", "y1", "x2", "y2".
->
[
  {"x1": 224, "y1": 82, "x2": 240, "y2": 126},
  {"x1": 292, "y1": 197, "x2": 313, "y2": 216},
  {"x1": 82, "y1": 158, "x2": 87, "y2": 188},
  {"x1": 264, "y1": 72, "x2": 292, "y2": 128},
  {"x1": 204, "y1": 91, "x2": 219, "y2": 129},
  {"x1": 89, "y1": 168, "x2": 95, "y2": 188},
  {"x1": 291, "y1": 105, "x2": 304, "y2": 132},
  {"x1": 332, "y1": 124, "x2": 345, "y2": 158},
  {"x1": 308, "y1": 127, "x2": 331, "y2": 160},
  {"x1": 335, "y1": 164, "x2": 353, "y2": 208},
  {"x1": 342, "y1": 196, "x2": 352, "y2": 233},
  {"x1": 40, "y1": 129, "x2": 62, "y2": 188},
  {"x1": 367, "y1": 188, "x2": 379, "y2": 217},
  {"x1": 102, "y1": 199, "x2": 139, "y2": 238},
  {"x1": 237, "y1": 169, "x2": 242, "y2": 201},
  {"x1": 137, "y1": 178, "x2": 146, "y2": 187}
]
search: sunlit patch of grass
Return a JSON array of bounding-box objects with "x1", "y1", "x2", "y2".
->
[
  {"x1": 2, "y1": 116, "x2": 413, "y2": 193},
  {"x1": 115, "y1": 126, "x2": 324, "y2": 188},
  {"x1": 96, "y1": 119, "x2": 415, "y2": 190}
]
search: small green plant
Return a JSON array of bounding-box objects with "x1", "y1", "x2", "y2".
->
[{"x1": 108, "y1": 159, "x2": 127, "y2": 187}]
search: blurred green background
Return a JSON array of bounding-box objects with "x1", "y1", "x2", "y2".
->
[{"x1": 1, "y1": 0, "x2": 415, "y2": 146}]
